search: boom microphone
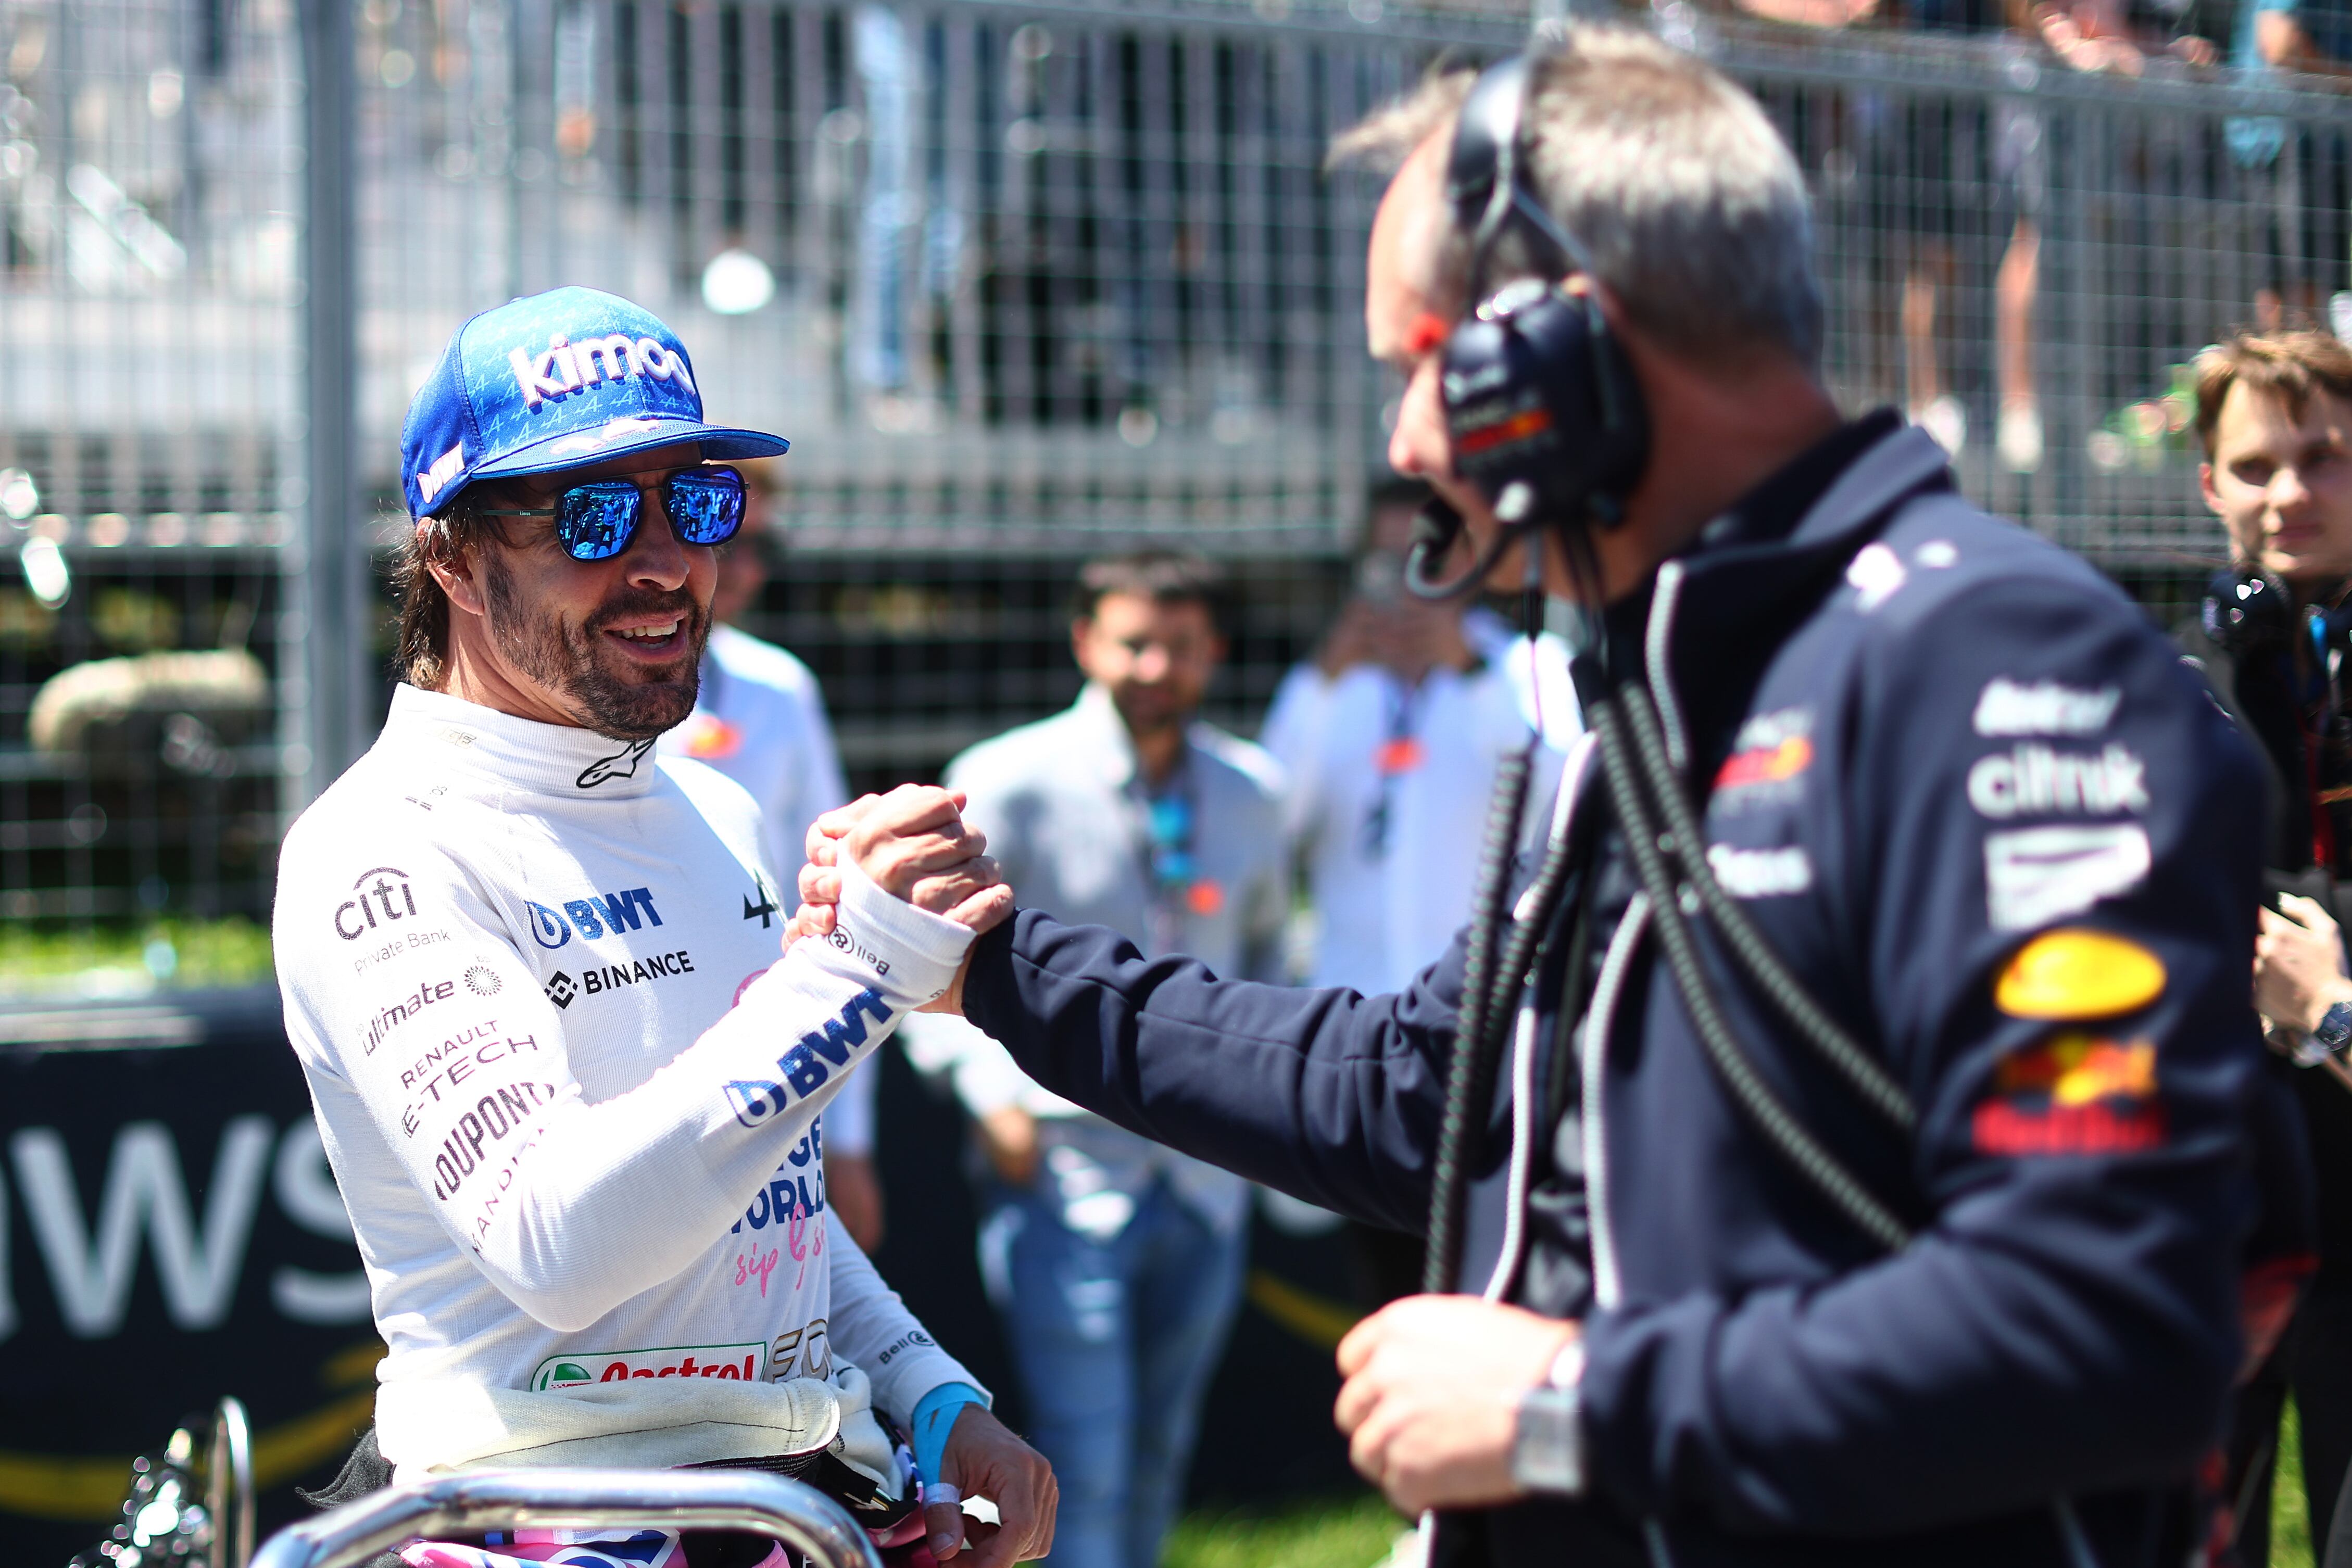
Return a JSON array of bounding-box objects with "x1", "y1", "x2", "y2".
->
[{"x1": 1403, "y1": 495, "x2": 1524, "y2": 601}]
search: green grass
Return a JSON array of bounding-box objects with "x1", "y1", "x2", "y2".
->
[
  {"x1": 2278, "y1": 1401, "x2": 2315, "y2": 1568},
  {"x1": 1163, "y1": 1494, "x2": 1408, "y2": 1568},
  {"x1": 0, "y1": 917, "x2": 273, "y2": 995}
]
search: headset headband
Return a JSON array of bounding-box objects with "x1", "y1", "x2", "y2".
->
[{"x1": 1443, "y1": 53, "x2": 1599, "y2": 297}]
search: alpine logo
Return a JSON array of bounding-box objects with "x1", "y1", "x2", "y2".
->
[
  {"x1": 727, "y1": 988, "x2": 894, "y2": 1128},
  {"x1": 525, "y1": 888, "x2": 664, "y2": 949},
  {"x1": 545, "y1": 971, "x2": 577, "y2": 1009}
]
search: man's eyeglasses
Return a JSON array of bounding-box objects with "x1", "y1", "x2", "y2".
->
[{"x1": 477, "y1": 466, "x2": 747, "y2": 562}]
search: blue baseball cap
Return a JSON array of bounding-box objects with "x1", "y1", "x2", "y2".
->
[{"x1": 399, "y1": 285, "x2": 790, "y2": 520}]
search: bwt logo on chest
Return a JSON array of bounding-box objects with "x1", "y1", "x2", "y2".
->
[
  {"x1": 509, "y1": 333, "x2": 697, "y2": 410},
  {"x1": 526, "y1": 888, "x2": 664, "y2": 949}
]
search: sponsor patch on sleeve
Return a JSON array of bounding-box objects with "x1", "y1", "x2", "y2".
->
[
  {"x1": 1984, "y1": 822, "x2": 2151, "y2": 931},
  {"x1": 1972, "y1": 1031, "x2": 2164, "y2": 1155},
  {"x1": 1994, "y1": 927, "x2": 2167, "y2": 1020}
]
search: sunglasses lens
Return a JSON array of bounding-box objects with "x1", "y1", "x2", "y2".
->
[
  {"x1": 555, "y1": 483, "x2": 642, "y2": 561},
  {"x1": 666, "y1": 471, "x2": 746, "y2": 545}
]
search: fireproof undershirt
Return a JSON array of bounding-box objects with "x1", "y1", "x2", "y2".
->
[{"x1": 274, "y1": 685, "x2": 986, "y2": 1468}]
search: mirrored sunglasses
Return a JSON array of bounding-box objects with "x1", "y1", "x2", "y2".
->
[{"x1": 480, "y1": 466, "x2": 747, "y2": 562}]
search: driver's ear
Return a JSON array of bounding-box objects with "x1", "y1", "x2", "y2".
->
[{"x1": 425, "y1": 514, "x2": 494, "y2": 620}]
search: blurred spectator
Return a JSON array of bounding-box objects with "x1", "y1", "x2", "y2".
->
[
  {"x1": 2176, "y1": 331, "x2": 2352, "y2": 1565},
  {"x1": 898, "y1": 551, "x2": 1286, "y2": 1568},
  {"x1": 2230, "y1": 0, "x2": 2351, "y2": 328},
  {"x1": 652, "y1": 463, "x2": 879, "y2": 1249},
  {"x1": 1259, "y1": 484, "x2": 1573, "y2": 1306},
  {"x1": 1260, "y1": 481, "x2": 1575, "y2": 998},
  {"x1": 1744, "y1": 0, "x2": 2214, "y2": 469}
]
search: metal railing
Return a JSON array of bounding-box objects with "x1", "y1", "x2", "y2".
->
[
  {"x1": 5, "y1": 0, "x2": 2352, "y2": 931},
  {"x1": 250, "y1": 1470, "x2": 884, "y2": 1568}
]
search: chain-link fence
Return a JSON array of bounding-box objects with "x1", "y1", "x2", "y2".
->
[{"x1": 4, "y1": 0, "x2": 2350, "y2": 950}]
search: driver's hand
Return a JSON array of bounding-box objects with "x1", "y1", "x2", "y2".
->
[
  {"x1": 932, "y1": 1406, "x2": 1056, "y2": 1566},
  {"x1": 793, "y1": 787, "x2": 1010, "y2": 937}
]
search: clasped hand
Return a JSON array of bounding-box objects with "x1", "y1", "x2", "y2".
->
[{"x1": 788, "y1": 786, "x2": 1010, "y2": 1011}]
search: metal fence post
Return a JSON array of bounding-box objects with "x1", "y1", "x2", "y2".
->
[{"x1": 299, "y1": 0, "x2": 368, "y2": 805}]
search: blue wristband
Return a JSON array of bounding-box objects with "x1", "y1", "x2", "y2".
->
[{"x1": 910, "y1": 1382, "x2": 987, "y2": 1485}]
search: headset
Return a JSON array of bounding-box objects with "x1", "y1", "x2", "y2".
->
[
  {"x1": 1418, "y1": 52, "x2": 1925, "y2": 1306},
  {"x1": 1402, "y1": 52, "x2": 1653, "y2": 602}
]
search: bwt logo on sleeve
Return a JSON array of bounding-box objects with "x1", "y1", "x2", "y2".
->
[
  {"x1": 525, "y1": 888, "x2": 663, "y2": 949},
  {"x1": 727, "y1": 988, "x2": 893, "y2": 1128},
  {"x1": 335, "y1": 867, "x2": 419, "y2": 941}
]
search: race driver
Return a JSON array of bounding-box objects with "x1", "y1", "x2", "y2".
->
[{"x1": 272, "y1": 286, "x2": 1052, "y2": 1567}]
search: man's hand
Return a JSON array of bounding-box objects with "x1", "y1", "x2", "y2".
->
[
  {"x1": 2256, "y1": 892, "x2": 2352, "y2": 1035},
  {"x1": 933, "y1": 1405, "x2": 1057, "y2": 1567},
  {"x1": 1334, "y1": 1295, "x2": 1577, "y2": 1515},
  {"x1": 795, "y1": 787, "x2": 1011, "y2": 932},
  {"x1": 796, "y1": 790, "x2": 1008, "y2": 1012},
  {"x1": 974, "y1": 1105, "x2": 1041, "y2": 1186},
  {"x1": 823, "y1": 1152, "x2": 884, "y2": 1251}
]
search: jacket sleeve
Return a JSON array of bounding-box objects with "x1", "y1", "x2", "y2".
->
[
  {"x1": 824, "y1": 1213, "x2": 989, "y2": 1426},
  {"x1": 961, "y1": 913, "x2": 1469, "y2": 1232},
  {"x1": 1576, "y1": 574, "x2": 2274, "y2": 1532},
  {"x1": 278, "y1": 841, "x2": 970, "y2": 1333}
]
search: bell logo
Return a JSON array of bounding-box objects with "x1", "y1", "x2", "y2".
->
[{"x1": 508, "y1": 332, "x2": 697, "y2": 411}]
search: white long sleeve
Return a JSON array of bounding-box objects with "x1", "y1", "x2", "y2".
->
[{"x1": 275, "y1": 686, "x2": 975, "y2": 1437}]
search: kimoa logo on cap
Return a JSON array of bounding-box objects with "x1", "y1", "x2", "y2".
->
[{"x1": 509, "y1": 332, "x2": 697, "y2": 411}]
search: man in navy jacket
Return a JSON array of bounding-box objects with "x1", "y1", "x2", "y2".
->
[{"x1": 803, "y1": 28, "x2": 2288, "y2": 1568}]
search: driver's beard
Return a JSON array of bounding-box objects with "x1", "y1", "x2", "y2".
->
[{"x1": 482, "y1": 550, "x2": 707, "y2": 740}]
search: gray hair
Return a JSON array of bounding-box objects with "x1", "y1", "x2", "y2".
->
[{"x1": 1330, "y1": 27, "x2": 1823, "y2": 371}]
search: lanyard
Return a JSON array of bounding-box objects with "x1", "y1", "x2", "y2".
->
[
  {"x1": 1133, "y1": 754, "x2": 1218, "y2": 953},
  {"x1": 1360, "y1": 676, "x2": 1429, "y2": 857}
]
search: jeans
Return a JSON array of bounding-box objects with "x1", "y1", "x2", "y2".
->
[{"x1": 977, "y1": 1175, "x2": 1249, "y2": 1568}]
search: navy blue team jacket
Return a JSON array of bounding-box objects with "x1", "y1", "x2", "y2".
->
[{"x1": 962, "y1": 416, "x2": 2293, "y2": 1567}]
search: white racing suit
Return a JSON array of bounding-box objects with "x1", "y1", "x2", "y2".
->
[{"x1": 273, "y1": 685, "x2": 985, "y2": 1486}]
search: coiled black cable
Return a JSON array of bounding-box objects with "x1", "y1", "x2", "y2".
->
[
  {"x1": 1615, "y1": 684, "x2": 1916, "y2": 1134},
  {"x1": 1586, "y1": 691, "x2": 1913, "y2": 1251},
  {"x1": 1422, "y1": 744, "x2": 1535, "y2": 1295}
]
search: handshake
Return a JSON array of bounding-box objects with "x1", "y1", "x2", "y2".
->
[{"x1": 788, "y1": 785, "x2": 1012, "y2": 1012}]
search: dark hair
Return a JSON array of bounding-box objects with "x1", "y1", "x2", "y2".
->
[
  {"x1": 2195, "y1": 331, "x2": 2352, "y2": 459},
  {"x1": 1071, "y1": 550, "x2": 1228, "y2": 633},
  {"x1": 389, "y1": 494, "x2": 515, "y2": 689}
]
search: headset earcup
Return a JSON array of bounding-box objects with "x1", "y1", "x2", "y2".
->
[{"x1": 1440, "y1": 284, "x2": 1650, "y2": 529}]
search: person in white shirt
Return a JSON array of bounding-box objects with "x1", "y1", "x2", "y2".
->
[
  {"x1": 1261, "y1": 483, "x2": 1577, "y2": 996},
  {"x1": 898, "y1": 552, "x2": 1286, "y2": 1568},
  {"x1": 273, "y1": 286, "x2": 1052, "y2": 1568},
  {"x1": 656, "y1": 465, "x2": 882, "y2": 1251}
]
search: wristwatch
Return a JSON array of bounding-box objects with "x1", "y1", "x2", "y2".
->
[
  {"x1": 1510, "y1": 1339, "x2": 1587, "y2": 1496},
  {"x1": 2313, "y1": 998, "x2": 2352, "y2": 1058}
]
